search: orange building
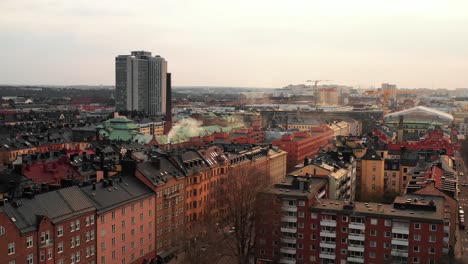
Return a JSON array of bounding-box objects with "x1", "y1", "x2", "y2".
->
[{"x1": 81, "y1": 175, "x2": 155, "y2": 264}]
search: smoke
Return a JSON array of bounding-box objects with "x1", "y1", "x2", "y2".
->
[{"x1": 167, "y1": 118, "x2": 204, "y2": 143}]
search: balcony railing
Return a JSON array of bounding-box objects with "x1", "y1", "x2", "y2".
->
[
  {"x1": 391, "y1": 239, "x2": 409, "y2": 246},
  {"x1": 320, "y1": 220, "x2": 337, "y2": 227},
  {"x1": 281, "y1": 206, "x2": 297, "y2": 212},
  {"x1": 348, "y1": 234, "x2": 365, "y2": 241},
  {"x1": 349, "y1": 223, "x2": 365, "y2": 230},
  {"x1": 280, "y1": 247, "x2": 296, "y2": 255},
  {"x1": 392, "y1": 227, "x2": 409, "y2": 235},
  {"x1": 391, "y1": 249, "x2": 409, "y2": 258},
  {"x1": 320, "y1": 231, "x2": 337, "y2": 238},
  {"x1": 280, "y1": 237, "x2": 297, "y2": 244},
  {"x1": 347, "y1": 256, "x2": 365, "y2": 263},
  {"x1": 319, "y1": 253, "x2": 335, "y2": 260},
  {"x1": 279, "y1": 257, "x2": 296, "y2": 264},
  {"x1": 320, "y1": 242, "x2": 336, "y2": 249},
  {"x1": 348, "y1": 245, "x2": 365, "y2": 252},
  {"x1": 281, "y1": 216, "x2": 298, "y2": 223},
  {"x1": 280, "y1": 227, "x2": 297, "y2": 234}
]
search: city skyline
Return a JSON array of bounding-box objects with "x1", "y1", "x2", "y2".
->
[{"x1": 1, "y1": 0, "x2": 467, "y2": 89}]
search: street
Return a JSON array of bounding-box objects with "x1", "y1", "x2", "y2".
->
[{"x1": 455, "y1": 150, "x2": 468, "y2": 263}]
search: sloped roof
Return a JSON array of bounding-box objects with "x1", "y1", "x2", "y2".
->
[
  {"x1": 1, "y1": 186, "x2": 95, "y2": 234},
  {"x1": 384, "y1": 106, "x2": 453, "y2": 121}
]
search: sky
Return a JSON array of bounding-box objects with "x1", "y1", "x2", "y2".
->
[{"x1": 0, "y1": 0, "x2": 467, "y2": 89}]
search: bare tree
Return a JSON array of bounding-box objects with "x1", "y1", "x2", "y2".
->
[
  {"x1": 178, "y1": 214, "x2": 227, "y2": 264},
  {"x1": 220, "y1": 164, "x2": 270, "y2": 264}
]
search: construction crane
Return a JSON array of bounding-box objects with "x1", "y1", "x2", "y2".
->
[{"x1": 306, "y1": 80, "x2": 332, "y2": 106}]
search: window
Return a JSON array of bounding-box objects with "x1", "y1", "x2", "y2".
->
[
  {"x1": 385, "y1": 231, "x2": 391, "y2": 237},
  {"x1": 369, "y1": 252, "x2": 376, "y2": 258},
  {"x1": 413, "y1": 257, "x2": 420, "y2": 263},
  {"x1": 112, "y1": 251, "x2": 116, "y2": 259},
  {"x1": 299, "y1": 201, "x2": 305, "y2": 206},
  {"x1": 311, "y1": 213, "x2": 318, "y2": 219},
  {"x1": 428, "y1": 248, "x2": 435, "y2": 254},
  {"x1": 429, "y1": 235, "x2": 436, "y2": 243},
  {"x1": 27, "y1": 254, "x2": 34, "y2": 264},
  {"x1": 112, "y1": 211, "x2": 116, "y2": 220},
  {"x1": 0, "y1": 226, "x2": 5, "y2": 236},
  {"x1": 27, "y1": 236, "x2": 33, "y2": 248},
  {"x1": 384, "y1": 219, "x2": 391, "y2": 226},
  {"x1": 48, "y1": 248, "x2": 52, "y2": 260},
  {"x1": 414, "y1": 223, "x2": 421, "y2": 229},
  {"x1": 101, "y1": 215, "x2": 105, "y2": 224},
  {"x1": 58, "y1": 242, "x2": 64, "y2": 253},
  {"x1": 86, "y1": 217, "x2": 90, "y2": 226},
  {"x1": 341, "y1": 238, "x2": 347, "y2": 244},
  {"x1": 298, "y1": 222, "x2": 304, "y2": 228},
  {"x1": 414, "y1": 246, "x2": 420, "y2": 252},
  {"x1": 41, "y1": 231, "x2": 50, "y2": 243},
  {"x1": 58, "y1": 226, "x2": 63, "y2": 237},
  {"x1": 76, "y1": 252, "x2": 81, "y2": 262},
  {"x1": 370, "y1": 230, "x2": 377, "y2": 236},
  {"x1": 298, "y1": 233, "x2": 304, "y2": 239},
  {"x1": 384, "y1": 242, "x2": 390, "y2": 249},
  {"x1": 8, "y1": 242, "x2": 15, "y2": 255},
  {"x1": 112, "y1": 238, "x2": 116, "y2": 246},
  {"x1": 122, "y1": 208, "x2": 126, "y2": 216},
  {"x1": 370, "y1": 241, "x2": 376, "y2": 247},
  {"x1": 71, "y1": 221, "x2": 75, "y2": 232},
  {"x1": 430, "y1": 225, "x2": 437, "y2": 231},
  {"x1": 298, "y1": 212, "x2": 305, "y2": 218},
  {"x1": 71, "y1": 253, "x2": 76, "y2": 264},
  {"x1": 112, "y1": 225, "x2": 116, "y2": 233},
  {"x1": 342, "y1": 216, "x2": 348, "y2": 222},
  {"x1": 90, "y1": 215, "x2": 95, "y2": 225},
  {"x1": 122, "y1": 233, "x2": 126, "y2": 241},
  {"x1": 76, "y1": 220, "x2": 80, "y2": 230},
  {"x1": 311, "y1": 224, "x2": 317, "y2": 229},
  {"x1": 341, "y1": 249, "x2": 347, "y2": 255},
  {"x1": 122, "y1": 221, "x2": 126, "y2": 228},
  {"x1": 76, "y1": 235, "x2": 81, "y2": 246},
  {"x1": 71, "y1": 237, "x2": 75, "y2": 248},
  {"x1": 342, "y1": 227, "x2": 347, "y2": 233},
  {"x1": 58, "y1": 259, "x2": 64, "y2": 264},
  {"x1": 370, "y1": 218, "x2": 377, "y2": 225}
]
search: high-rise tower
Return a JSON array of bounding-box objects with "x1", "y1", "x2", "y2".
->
[{"x1": 115, "y1": 51, "x2": 168, "y2": 115}]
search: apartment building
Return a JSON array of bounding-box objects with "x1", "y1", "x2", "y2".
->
[
  {"x1": 256, "y1": 193, "x2": 449, "y2": 264},
  {"x1": 0, "y1": 186, "x2": 96, "y2": 264},
  {"x1": 81, "y1": 176, "x2": 155, "y2": 264}
]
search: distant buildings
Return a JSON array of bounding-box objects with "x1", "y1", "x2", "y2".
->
[
  {"x1": 115, "y1": 51, "x2": 169, "y2": 116},
  {"x1": 382, "y1": 83, "x2": 397, "y2": 101}
]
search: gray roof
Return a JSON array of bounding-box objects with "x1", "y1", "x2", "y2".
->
[
  {"x1": 81, "y1": 175, "x2": 154, "y2": 214},
  {"x1": 1, "y1": 186, "x2": 95, "y2": 234}
]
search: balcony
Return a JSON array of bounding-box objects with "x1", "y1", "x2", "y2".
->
[
  {"x1": 391, "y1": 239, "x2": 409, "y2": 246},
  {"x1": 280, "y1": 227, "x2": 297, "y2": 234},
  {"x1": 281, "y1": 216, "x2": 298, "y2": 223},
  {"x1": 320, "y1": 242, "x2": 336, "y2": 249},
  {"x1": 319, "y1": 253, "x2": 335, "y2": 260},
  {"x1": 281, "y1": 237, "x2": 297, "y2": 244},
  {"x1": 320, "y1": 220, "x2": 337, "y2": 227},
  {"x1": 320, "y1": 231, "x2": 337, "y2": 238},
  {"x1": 391, "y1": 249, "x2": 409, "y2": 258},
  {"x1": 392, "y1": 227, "x2": 409, "y2": 235},
  {"x1": 348, "y1": 245, "x2": 365, "y2": 252},
  {"x1": 348, "y1": 234, "x2": 365, "y2": 241},
  {"x1": 279, "y1": 258, "x2": 296, "y2": 264},
  {"x1": 280, "y1": 247, "x2": 296, "y2": 255},
  {"x1": 281, "y1": 206, "x2": 297, "y2": 213},
  {"x1": 347, "y1": 256, "x2": 365, "y2": 263},
  {"x1": 349, "y1": 223, "x2": 365, "y2": 230}
]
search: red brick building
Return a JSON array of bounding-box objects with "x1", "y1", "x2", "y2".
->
[
  {"x1": 0, "y1": 186, "x2": 96, "y2": 264},
  {"x1": 256, "y1": 182, "x2": 450, "y2": 264},
  {"x1": 273, "y1": 128, "x2": 334, "y2": 171}
]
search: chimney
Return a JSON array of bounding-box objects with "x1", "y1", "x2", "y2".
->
[{"x1": 164, "y1": 72, "x2": 173, "y2": 134}]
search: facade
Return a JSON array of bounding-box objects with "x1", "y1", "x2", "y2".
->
[
  {"x1": 255, "y1": 175, "x2": 328, "y2": 264},
  {"x1": 256, "y1": 193, "x2": 449, "y2": 264},
  {"x1": 353, "y1": 148, "x2": 385, "y2": 201},
  {"x1": 81, "y1": 175, "x2": 156, "y2": 264},
  {"x1": 273, "y1": 129, "x2": 334, "y2": 171},
  {"x1": 116, "y1": 51, "x2": 168, "y2": 115},
  {"x1": 382, "y1": 83, "x2": 397, "y2": 100},
  {"x1": 0, "y1": 186, "x2": 96, "y2": 264}
]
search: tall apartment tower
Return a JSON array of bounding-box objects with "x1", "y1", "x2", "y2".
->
[
  {"x1": 115, "y1": 51, "x2": 168, "y2": 115},
  {"x1": 382, "y1": 83, "x2": 397, "y2": 100}
]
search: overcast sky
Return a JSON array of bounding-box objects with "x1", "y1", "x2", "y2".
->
[{"x1": 0, "y1": 0, "x2": 467, "y2": 89}]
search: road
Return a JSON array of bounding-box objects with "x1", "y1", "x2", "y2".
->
[{"x1": 455, "y1": 150, "x2": 468, "y2": 263}]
